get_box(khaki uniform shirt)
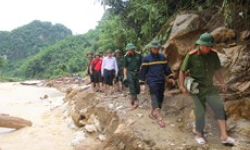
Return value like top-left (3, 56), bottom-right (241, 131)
top-left (124, 53), bottom-right (142, 72)
top-left (181, 49), bottom-right (221, 88)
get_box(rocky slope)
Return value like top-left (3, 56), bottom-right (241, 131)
top-left (46, 77), bottom-right (250, 150)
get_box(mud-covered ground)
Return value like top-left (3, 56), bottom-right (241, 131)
top-left (0, 79), bottom-right (249, 150)
top-left (48, 78), bottom-right (250, 150)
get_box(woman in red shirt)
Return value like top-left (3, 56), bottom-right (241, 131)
top-left (90, 54), bottom-right (103, 92)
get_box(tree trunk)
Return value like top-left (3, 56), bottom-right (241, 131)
top-left (0, 114), bottom-right (32, 129)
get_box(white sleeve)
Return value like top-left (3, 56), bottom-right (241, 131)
top-left (101, 57), bottom-right (105, 76)
top-left (114, 57), bottom-right (118, 75)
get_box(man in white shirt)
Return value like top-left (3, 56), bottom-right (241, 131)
top-left (101, 49), bottom-right (118, 95)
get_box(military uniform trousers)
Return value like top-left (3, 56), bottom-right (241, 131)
top-left (127, 71), bottom-right (140, 100)
top-left (191, 87), bottom-right (226, 134)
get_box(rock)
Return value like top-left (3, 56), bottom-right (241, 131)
top-left (164, 14), bottom-right (201, 69)
top-left (225, 98), bottom-right (250, 120)
top-left (115, 105), bottom-right (124, 110)
top-left (218, 45), bottom-right (250, 92)
top-left (240, 30), bottom-right (250, 41)
top-left (227, 119), bottom-right (250, 143)
top-left (99, 134), bottom-right (107, 141)
top-left (40, 94), bottom-right (48, 100)
top-left (0, 115), bottom-right (32, 129)
top-left (228, 43), bottom-right (237, 47)
top-left (177, 118), bottom-right (182, 122)
top-left (108, 104), bottom-right (115, 110)
top-left (102, 123), bottom-right (151, 150)
top-left (71, 130), bottom-right (87, 146)
top-left (137, 113), bottom-right (143, 118)
top-left (86, 114), bottom-right (102, 132)
top-left (85, 124), bottom-right (98, 133)
top-left (211, 27), bottom-right (236, 43)
top-left (169, 14), bottom-right (200, 41)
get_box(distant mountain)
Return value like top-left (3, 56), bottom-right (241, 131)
top-left (18, 29), bottom-right (99, 79)
top-left (0, 20), bottom-right (72, 61)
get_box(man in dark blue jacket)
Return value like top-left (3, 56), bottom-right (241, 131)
top-left (139, 42), bottom-right (175, 128)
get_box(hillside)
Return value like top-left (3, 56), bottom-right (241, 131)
top-left (0, 20), bottom-right (72, 77)
top-left (19, 29), bottom-right (99, 79)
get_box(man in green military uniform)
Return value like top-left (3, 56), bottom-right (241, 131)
top-left (123, 43), bottom-right (142, 109)
top-left (179, 33), bottom-right (237, 145)
top-left (114, 49), bottom-right (124, 92)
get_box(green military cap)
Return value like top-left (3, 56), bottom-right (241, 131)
top-left (125, 43), bottom-right (136, 51)
top-left (196, 33), bottom-right (216, 46)
top-left (150, 41), bottom-right (163, 49)
top-left (87, 52), bottom-right (93, 56)
top-left (106, 49), bottom-right (113, 53)
top-left (115, 49), bottom-right (121, 53)
top-left (94, 53), bottom-right (100, 57)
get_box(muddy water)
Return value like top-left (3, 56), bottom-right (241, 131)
top-left (0, 82), bottom-right (74, 150)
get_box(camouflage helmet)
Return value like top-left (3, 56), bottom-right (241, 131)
top-left (150, 41), bottom-right (163, 49)
top-left (196, 33), bottom-right (216, 46)
top-left (115, 49), bottom-right (121, 53)
top-left (125, 43), bottom-right (136, 51)
top-left (106, 49), bottom-right (113, 53)
top-left (86, 52), bottom-right (93, 56)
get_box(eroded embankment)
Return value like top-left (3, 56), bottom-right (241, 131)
top-left (48, 78), bottom-right (250, 150)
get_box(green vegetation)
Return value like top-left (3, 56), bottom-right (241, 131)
top-left (0, 20), bottom-right (72, 79)
top-left (0, 0), bottom-right (249, 80)
top-left (19, 30), bottom-right (99, 79)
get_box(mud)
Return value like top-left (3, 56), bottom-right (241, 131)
top-left (50, 78), bottom-right (249, 150)
top-left (0, 82), bottom-right (75, 150)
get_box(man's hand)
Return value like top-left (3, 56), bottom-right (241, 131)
top-left (167, 78), bottom-right (176, 86)
top-left (180, 86), bottom-right (188, 95)
top-left (139, 80), bottom-right (145, 85)
top-left (220, 83), bottom-right (228, 93)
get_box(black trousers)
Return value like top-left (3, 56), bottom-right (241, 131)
top-left (103, 69), bottom-right (115, 85)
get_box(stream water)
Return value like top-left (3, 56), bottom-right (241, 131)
top-left (0, 82), bottom-right (74, 150)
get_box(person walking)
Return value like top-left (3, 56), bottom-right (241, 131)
top-left (90, 54), bottom-right (102, 92)
top-left (179, 33), bottom-right (237, 145)
top-left (123, 43), bottom-right (142, 109)
top-left (114, 49), bottom-right (124, 93)
top-left (139, 42), bottom-right (175, 128)
top-left (86, 53), bottom-right (94, 87)
top-left (101, 49), bottom-right (118, 95)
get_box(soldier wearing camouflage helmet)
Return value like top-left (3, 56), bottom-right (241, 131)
top-left (179, 33), bottom-right (237, 145)
top-left (123, 43), bottom-right (142, 109)
top-left (114, 49), bottom-right (124, 92)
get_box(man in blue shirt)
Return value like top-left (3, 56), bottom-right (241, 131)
top-left (139, 42), bottom-right (175, 128)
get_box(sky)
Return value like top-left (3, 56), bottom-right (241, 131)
top-left (0, 0), bottom-right (104, 34)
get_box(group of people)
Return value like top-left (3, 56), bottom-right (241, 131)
top-left (86, 49), bottom-right (124, 96)
top-left (85, 33), bottom-right (237, 146)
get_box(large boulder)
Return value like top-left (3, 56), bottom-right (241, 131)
top-left (240, 30), bottom-right (250, 41)
top-left (217, 45), bottom-right (250, 93)
top-left (226, 98), bottom-right (250, 144)
top-left (164, 14), bottom-right (201, 71)
top-left (211, 27), bottom-right (236, 43)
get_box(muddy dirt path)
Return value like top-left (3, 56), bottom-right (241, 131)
top-left (0, 82), bottom-right (74, 150)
